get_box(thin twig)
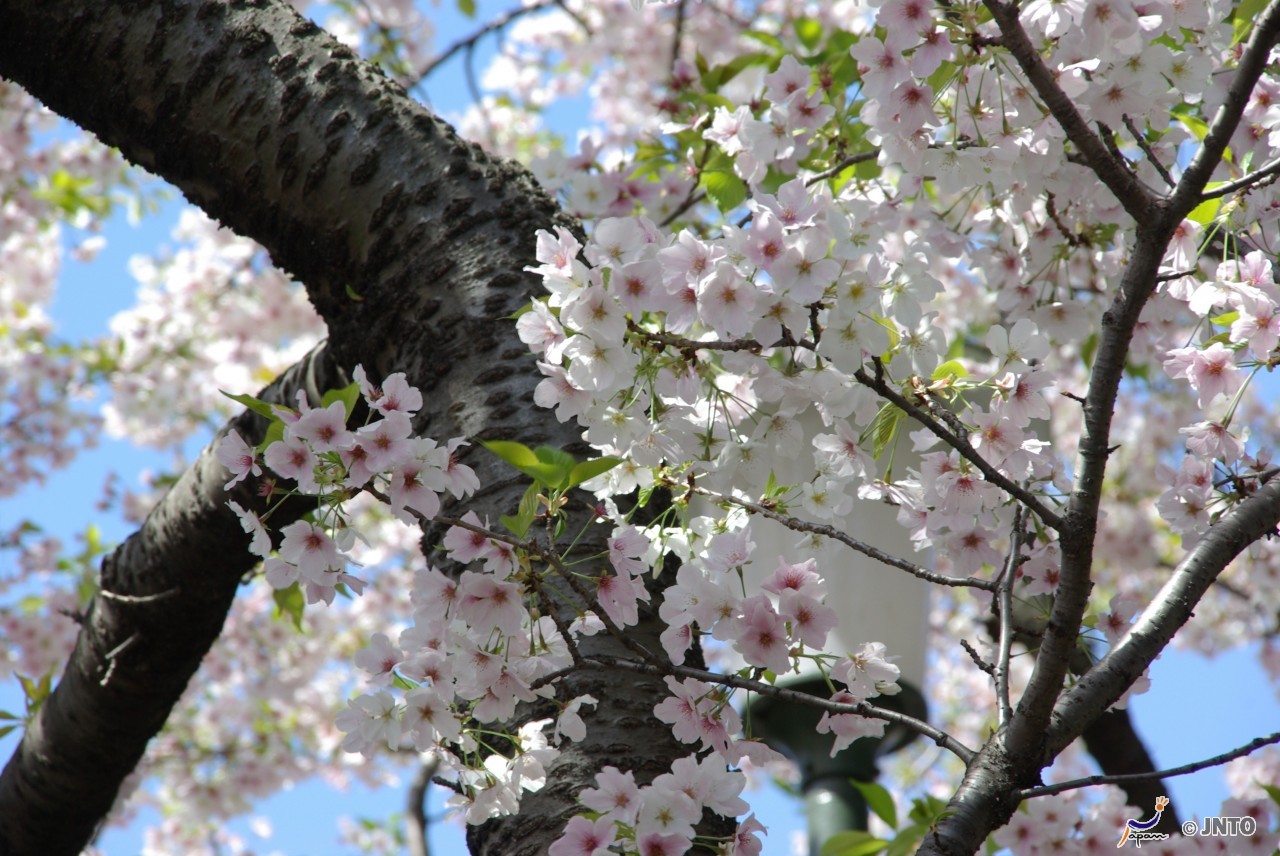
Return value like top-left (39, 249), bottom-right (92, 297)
top-left (669, 0), bottom-right (688, 76)
top-left (694, 487), bottom-right (995, 590)
top-left (807, 150), bottom-right (881, 184)
top-left (960, 639), bottom-right (995, 676)
top-left (416, 0), bottom-right (560, 82)
top-left (98, 587), bottom-right (179, 604)
top-left (852, 362), bottom-right (1064, 530)
top-left (1199, 156), bottom-right (1280, 200)
top-left (1021, 731), bottom-right (1280, 799)
top-left (994, 505), bottom-right (1027, 726)
top-left (1123, 115), bottom-right (1175, 188)
top-left (584, 653), bottom-right (976, 763)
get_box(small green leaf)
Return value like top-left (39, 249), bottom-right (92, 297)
top-left (500, 483), bottom-right (541, 537)
top-left (457, 0), bottom-right (476, 16)
top-left (636, 483), bottom-right (656, 508)
top-left (794, 17), bottom-right (824, 51)
top-left (820, 830), bottom-right (889, 856)
top-left (1261, 783), bottom-right (1280, 808)
top-left (480, 439), bottom-right (565, 485)
top-left (272, 582), bottom-right (306, 631)
top-left (701, 170), bottom-right (748, 212)
top-left (851, 779), bottom-right (898, 829)
top-left (1187, 193), bottom-right (1222, 226)
top-left (567, 457), bottom-right (622, 489)
top-left (392, 673), bottom-right (419, 691)
top-left (0, 710), bottom-right (19, 721)
top-left (220, 390), bottom-right (279, 421)
top-left (931, 359), bottom-right (968, 381)
top-left (1209, 310), bottom-right (1239, 327)
top-left (321, 380), bottom-right (361, 420)
top-left (344, 283), bottom-right (364, 302)
top-left (0, 725), bottom-right (18, 741)
top-left (862, 402), bottom-right (905, 460)
top-left (260, 419), bottom-right (287, 453)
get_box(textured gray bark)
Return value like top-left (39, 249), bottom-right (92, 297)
top-left (0, 0), bottom-right (687, 853)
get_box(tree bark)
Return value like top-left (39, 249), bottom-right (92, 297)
top-left (0, 1), bottom-right (687, 852)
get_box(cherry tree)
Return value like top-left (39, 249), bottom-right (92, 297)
top-left (2, 0), bottom-right (1280, 854)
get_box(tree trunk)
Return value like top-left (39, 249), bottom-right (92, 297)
top-left (0, 1), bottom-right (686, 852)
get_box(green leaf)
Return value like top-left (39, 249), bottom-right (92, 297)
top-left (0, 725), bottom-right (17, 741)
top-left (1209, 310), bottom-right (1239, 327)
top-left (862, 402), bottom-right (905, 460)
top-left (392, 673), bottom-right (419, 691)
top-left (566, 457), bottom-right (623, 489)
top-left (1261, 783), bottom-right (1280, 808)
top-left (1187, 193), bottom-right (1222, 226)
top-left (1234, 0), bottom-right (1269, 43)
top-left (742, 30), bottom-right (784, 51)
top-left (457, 0), bottom-right (476, 16)
top-left (500, 482), bottom-right (541, 538)
top-left (701, 170), bottom-right (748, 212)
top-left (272, 582), bottom-right (306, 631)
top-left (851, 780), bottom-right (898, 829)
top-left (260, 419), bottom-right (287, 453)
top-left (820, 830), bottom-right (889, 856)
top-left (220, 390), bottom-right (279, 421)
top-left (1177, 109), bottom-right (1210, 142)
top-left (344, 283), bottom-right (365, 302)
top-left (931, 359), bottom-right (968, 381)
top-left (636, 483), bottom-right (655, 508)
top-left (480, 439), bottom-right (567, 486)
top-left (321, 380), bottom-right (361, 420)
top-left (0, 710), bottom-right (19, 721)
top-left (794, 17), bottom-right (824, 51)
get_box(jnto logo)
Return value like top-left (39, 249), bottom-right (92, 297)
top-left (1117, 795), bottom-right (1171, 848)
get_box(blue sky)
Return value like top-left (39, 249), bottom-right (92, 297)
top-left (2, 3), bottom-right (1279, 854)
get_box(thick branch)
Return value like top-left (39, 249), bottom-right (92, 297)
top-left (981, 0), bottom-right (1157, 222)
top-left (1047, 477), bottom-right (1280, 758)
top-left (1169, 0), bottom-right (1280, 217)
top-left (0, 345), bottom-right (344, 853)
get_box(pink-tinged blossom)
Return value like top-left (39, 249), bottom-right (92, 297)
top-left (385, 458), bottom-right (442, 523)
top-left (608, 524), bottom-right (650, 576)
top-left (764, 55), bottom-right (811, 105)
top-left (832, 642), bottom-right (901, 700)
top-left (728, 814), bottom-right (767, 856)
top-left (516, 299), bottom-right (568, 362)
top-left (849, 37), bottom-right (907, 99)
top-left (353, 411), bottom-right (413, 473)
top-left (761, 557), bottom-right (823, 598)
top-left (440, 437), bottom-right (481, 499)
top-left (549, 815), bottom-right (617, 856)
top-left (637, 832), bottom-right (692, 856)
top-left (704, 105), bottom-right (752, 156)
top-left (528, 225), bottom-right (583, 283)
top-left (263, 556), bottom-right (299, 590)
top-left (354, 632), bottom-right (402, 687)
top-left (554, 695), bottom-right (597, 744)
top-left (412, 566), bottom-right (460, 619)
top-left (663, 753), bottom-right (750, 817)
top-left (816, 691), bottom-right (887, 755)
top-left (535, 362), bottom-right (593, 423)
top-left (216, 430), bottom-right (261, 490)
top-left (696, 263), bottom-right (758, 339)
top-left (443, 511), bottom-right (497, 563)
top-left (291, 399), bottom-right (353, 452)
top-left (1162, 343), bottom-right (1244, 408)
top-left (659, 228), bottom-right (724, 289)
top-left (263, 433), bottom-right (320, 493)
top-left (779, 590), bottom-right (838, 650)
top-left (366, 370), bottom-right (423, 416)
top-left (992, 369), bottom-right (1053, 426)
top-left (1179, 420), bottom-right (1246, 463)
top-left (335, 690), bottom-right (401, 757)
top-left (278, 520), bottom-right (344, 585)
top-left (635, 783), bottom-right (701, 841)
top-left (581, 766), bottom-right (641, 824)
top-left (734, 594), bottom-right (791, 674)
top-left (703, 528), bottom-right (755, 573)
top-left (456, 570), bottom-right (525, 637)
top-left (402, 685), bottom-right (462, 746)
top-left (596, 567), bottom-right (650, 629)
top-left (227, 500), bottom-right (271, 557)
